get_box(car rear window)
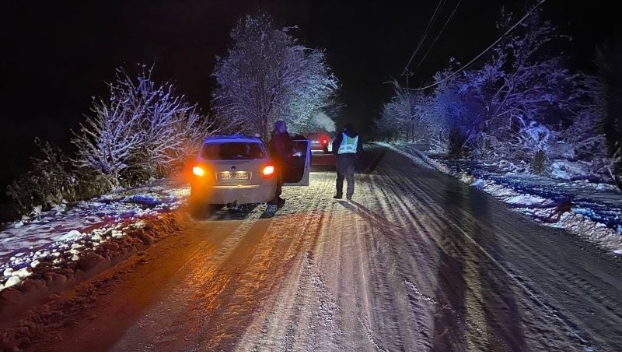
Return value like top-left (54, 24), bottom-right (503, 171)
top-left (201, 142), bottom-right (266, 160)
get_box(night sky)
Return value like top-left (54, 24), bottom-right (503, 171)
top-left (1, 0), bottom-right (619, 190)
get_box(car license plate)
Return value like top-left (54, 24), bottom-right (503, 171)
top-left (218, 172), bottom-right (249, 180)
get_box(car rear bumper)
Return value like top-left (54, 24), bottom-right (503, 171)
top-left (310, 144), bottom-right (331, 153)
top-left (191, 183), bottom-right (277, 205)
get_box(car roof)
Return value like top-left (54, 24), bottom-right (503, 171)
top-left (202, 135), bottom-right (264, 144)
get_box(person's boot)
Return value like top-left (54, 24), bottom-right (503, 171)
top-left (277, 197), bottom-right (286, 208)
top-left (266, 204), bottom-right (277, 213)
top-left (333, 194), bottom-right (342, 199)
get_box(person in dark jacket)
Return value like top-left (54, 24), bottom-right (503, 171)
top-left (268, 120), bottom-right (294, 208)
top-left (332, 123), bottom-right (363, 200)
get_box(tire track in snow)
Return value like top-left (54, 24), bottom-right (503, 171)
top-left (362, 151), bottom-right (489, 351)
top-left (32, 145), bottom-right (622, 352)
top-left (377, 160), bottom-right (505, 350)
top-left (233, 171), bottom-right (343, 352)
top-left (348, 181), bottom-right (405, 352)
top-left (375, 147), bottom-right (608, 351)
top-left (110, 209), bottom-right (273, 352)
top-left (321, 147), bottom-right (582, 351)
top-left (353, 173), bottom-right (437, 351)
top-left (120, 145), bottom-right (620, 352)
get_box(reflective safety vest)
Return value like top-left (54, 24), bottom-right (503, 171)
top-left (338, 133), bottom-right (358, 154)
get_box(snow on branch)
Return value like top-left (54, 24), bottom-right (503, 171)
top-left (72, 64), bottom-right (216, 187)
top-left (71, 94), bottom-right (143, 188)
top-left (212, 13), bottom-right (338, 139)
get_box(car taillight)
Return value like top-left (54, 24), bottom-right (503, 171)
top-left (262, 164), bottom-right (275, 178)
top-left (193, 165), bottom-right (207, 177)
top-left (321, 138), bottom-right (328, 145)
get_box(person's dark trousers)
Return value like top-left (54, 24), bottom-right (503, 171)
top-left (336, 153), bottom-right (356, 199)
top-left (268, 169), bottom-right (283, 205)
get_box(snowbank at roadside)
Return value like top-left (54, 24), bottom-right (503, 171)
top-left (0, 181), bottom-right (189, 294)
top-left (379, 142), bottom-right (622, 256)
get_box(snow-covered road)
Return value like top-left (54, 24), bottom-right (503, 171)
top-left (2, 145), bottom-right (622, 352)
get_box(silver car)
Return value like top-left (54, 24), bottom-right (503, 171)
top-left (189, 135), bottom-right (310, 215)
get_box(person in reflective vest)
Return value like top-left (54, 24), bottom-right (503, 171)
top-left (332, 123), bottom-right (363, 200)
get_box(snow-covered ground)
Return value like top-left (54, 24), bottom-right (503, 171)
top-left (0, 182), bottom-right (190, 292)
top-left (1, 143), bottom-right (621, 294)
top-left (381, 142), bottom-right (622, 256)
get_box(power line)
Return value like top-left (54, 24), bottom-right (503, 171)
top-left (412, 0), bottom-right (463, 74)
top-left (400, 0), bottom-right (447, 78)
top-left (402, 0), bottom-right (447, 77)
top-left (413, 0), bottom-right (546, 91)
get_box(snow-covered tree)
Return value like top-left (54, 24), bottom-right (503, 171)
top-left (287, 48), bottom-right (339, 133)
top-left (115, 67), bottom-right (214, 178)
top-left (429, 68), bottom-right (483, 156)
top-left (407, 8), bottom-right (584, 169)
top-left (377, 6), bottom-right (615, 182)
top-left (548, 74), bottom-right (617, 181)
top-left (212, 13), bottom-right (338, 140)
top-left (72, 92), bottom-right (143, 188)
top-left (460, 10), bottom-right (580, 160)
top-left (377, 82), bottom-right (412, 141)
top-left (377, 81), bottom-right (437, 144)
top-left (72, 65), bottom-right (215, 187)
top-left (595, 39), bottom-right (622, 187)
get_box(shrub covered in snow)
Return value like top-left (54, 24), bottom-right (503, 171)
top-left (5, 64), bottom-right (219, 224)
top-left (6, 138), bottom-right (80, 215)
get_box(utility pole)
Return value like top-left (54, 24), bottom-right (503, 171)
top-left (403, 69), bottom-right (413, 90)
top-left (403, 69), bottom-right (414, 142)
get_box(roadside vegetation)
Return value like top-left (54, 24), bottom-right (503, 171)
top-left (3, 13), bottom-right (339, 224)
top-left (376, 8), bottom-right (622, 187)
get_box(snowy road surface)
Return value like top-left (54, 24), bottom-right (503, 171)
top-left (6, 145), bottom-right (622, 352)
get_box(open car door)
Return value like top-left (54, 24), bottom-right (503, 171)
top-left (283, 137), bottom-right (311, 186)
